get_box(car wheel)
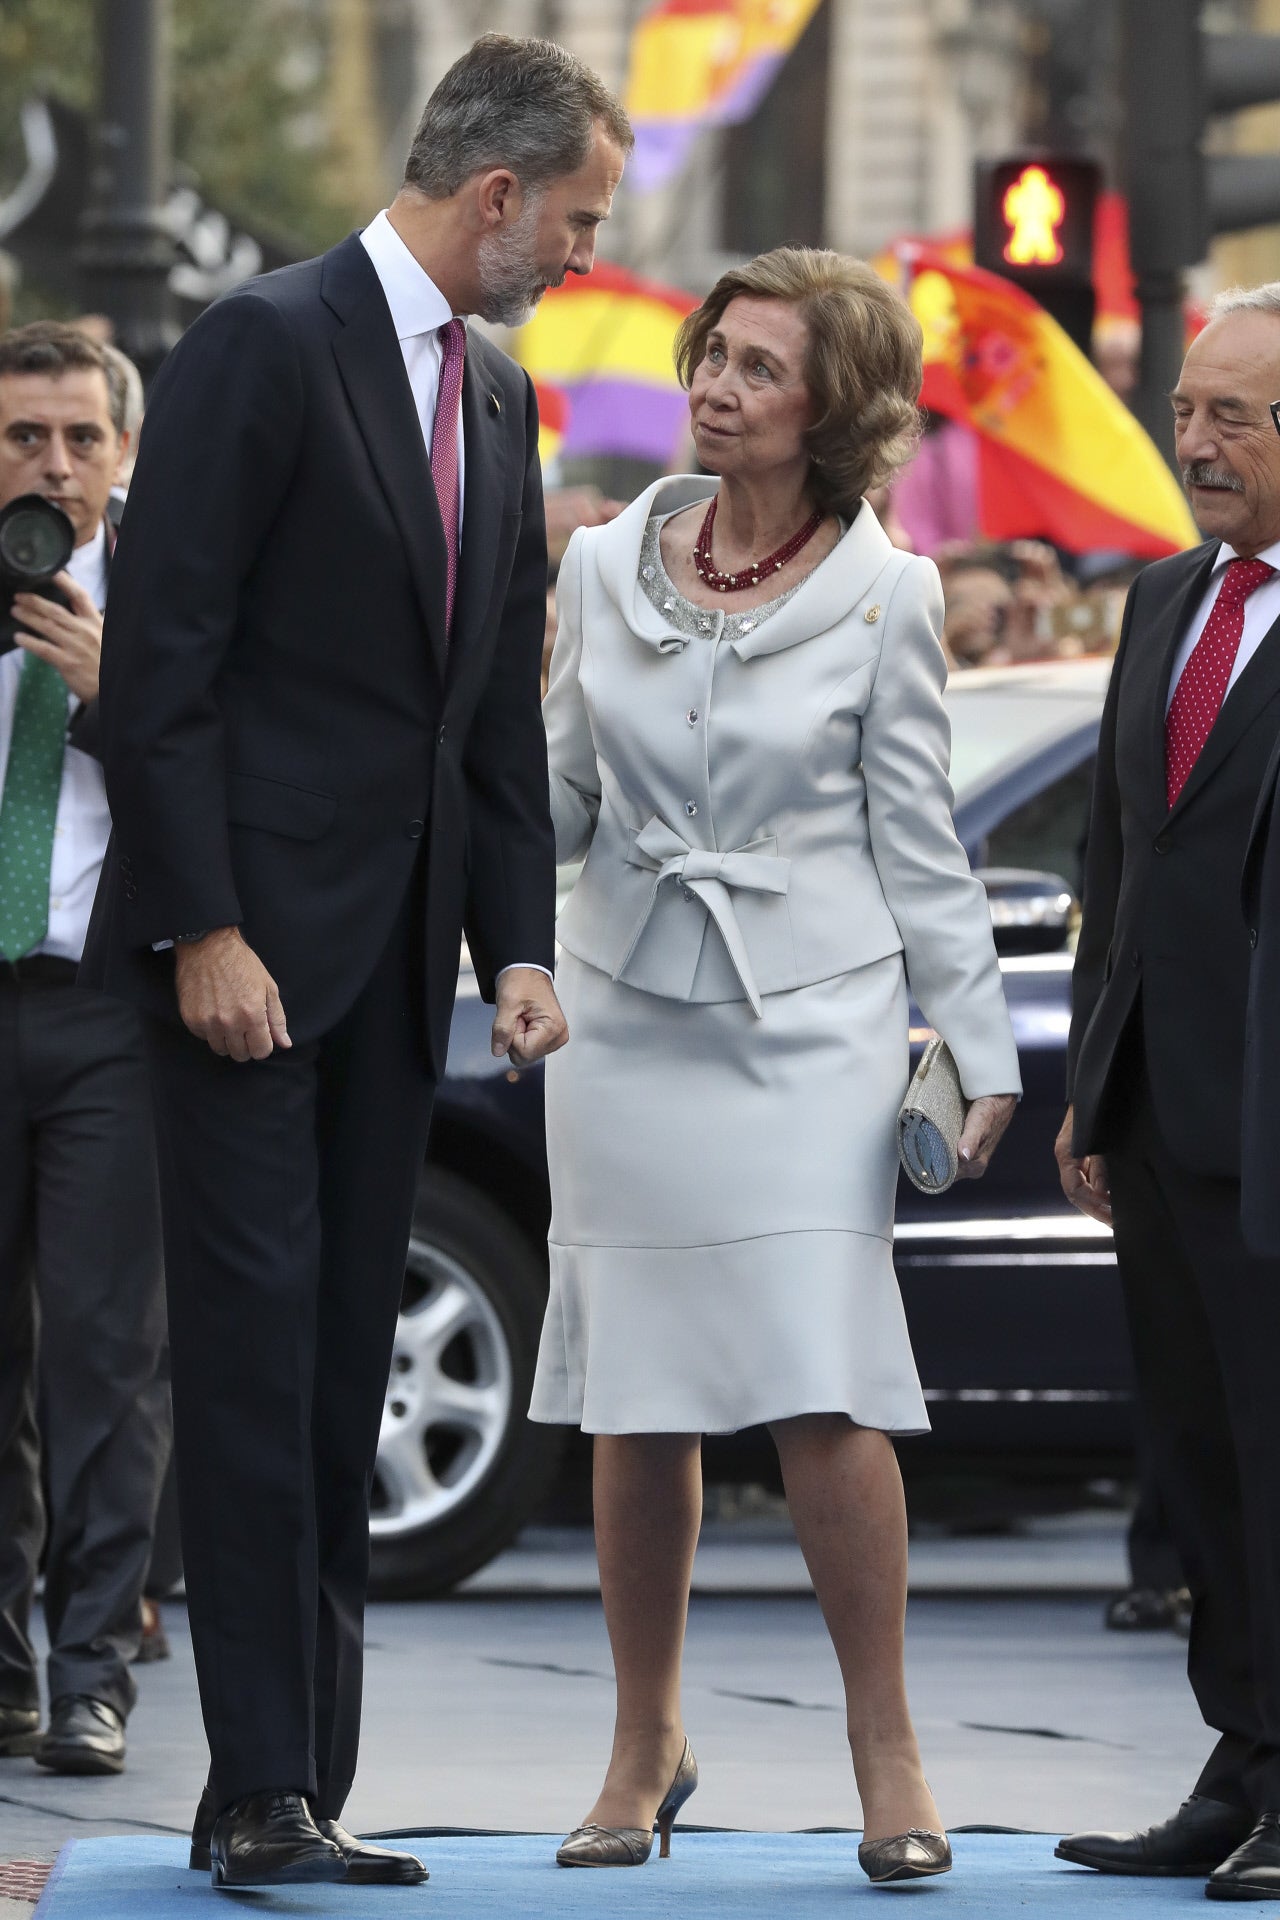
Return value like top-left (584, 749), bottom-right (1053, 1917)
top-left (368, 1165), bottom-right (564, 1598)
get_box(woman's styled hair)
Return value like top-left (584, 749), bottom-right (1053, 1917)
top-left (674, 248), bottom-right (923, 518)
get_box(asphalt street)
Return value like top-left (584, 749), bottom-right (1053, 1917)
top-left (0, 1510), bottom-right (1212, 1911)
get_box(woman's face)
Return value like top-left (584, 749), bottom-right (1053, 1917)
top-left (689, 295), bottom-right (816, 488)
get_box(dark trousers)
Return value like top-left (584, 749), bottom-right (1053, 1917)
top-left (0, 977), bottom-right (169, 1719)
top-left (1109, 1059), bottom-right (1280, 1812)
top-left (1127, 1432), bottom-right (1183, 1594)
top-left (142, 879), bottom-right (437, 1814)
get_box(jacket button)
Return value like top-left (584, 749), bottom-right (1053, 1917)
top-left (686, 708), bottom-right (699, 726)
top-left (124, 882), bottom-right (138, 901)
top-left (1154, 834), bottom-right (1170, 854)
top-left (1251, 927), bottom-right (1259, 949)
top-left (1131, 951), bottom-right (1141, 971)
top-left (407, 819), bottom-right (424, 840)
top-left (685, 800), bottom-right (698, 817)
top-left (437, 724), bottom-right (447, 746)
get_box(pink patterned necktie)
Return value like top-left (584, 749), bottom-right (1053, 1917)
top-left (1165, 556), bottom-right (1275, 808)
top-left (430, 318), bottom-right (466, 637)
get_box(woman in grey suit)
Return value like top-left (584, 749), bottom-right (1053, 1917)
top-left (530, 248), bottom-right (1021, 1885)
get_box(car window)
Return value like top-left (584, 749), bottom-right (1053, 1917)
top-left (945, 689), bottom-right (1104, 799)
top-left (979, 756), bottom-right (1095, 900)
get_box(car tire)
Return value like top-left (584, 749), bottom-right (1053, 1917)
top-left (368, 1165), bottom-right (564, 1599)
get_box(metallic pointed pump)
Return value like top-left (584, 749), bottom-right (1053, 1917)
top-left (556, 1740), bottom-right (699, 1868)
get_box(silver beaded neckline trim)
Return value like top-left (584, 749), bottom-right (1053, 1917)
top-left (639, 511), bottom-right (802, 641)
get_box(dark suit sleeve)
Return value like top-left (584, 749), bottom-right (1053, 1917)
top-left (460, 372), bottom-right (556, 997)
top-left (1065, 580), bottom-right (1138, 1102)
top-left (97, 292), bottom-right (304, 947)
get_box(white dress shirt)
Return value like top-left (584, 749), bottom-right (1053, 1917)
top-left (1167, 535), bottom-right (1280, 710)
top-left (0, 522), bottom-right (110, 963)
top-left (360, 210), bottom-right (464, 546)
top-left (360, 210), bottom-right (548, 988)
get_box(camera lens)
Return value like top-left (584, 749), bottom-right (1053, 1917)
top-left (0, 497), bottom-right (74, 581)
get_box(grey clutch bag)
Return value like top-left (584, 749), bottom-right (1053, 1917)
top-left (897, 1037), bottom-right (968, 1194)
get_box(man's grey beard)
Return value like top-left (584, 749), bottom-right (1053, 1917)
top-left (475, 191), bottom-right (557, 328)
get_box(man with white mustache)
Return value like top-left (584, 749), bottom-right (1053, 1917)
top-left (1054, 286), bottom-right (1280, 1901)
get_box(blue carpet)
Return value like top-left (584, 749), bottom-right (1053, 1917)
top-left (32, 1830), bottom-right (1277, 1914)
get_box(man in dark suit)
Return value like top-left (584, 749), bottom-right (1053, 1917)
top-left (81, 36), bottom-right (631, 1889)
top-left (1054, 285), bottom-right (1280, 1901)
top-left (0, 323), bottom-right (169, 1779)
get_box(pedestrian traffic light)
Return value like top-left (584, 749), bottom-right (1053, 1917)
top-left (1122, 0), bottom-right (1280, 465)
top-left (1124, 0), bottom-right (1280, 276)
top-left (974, 155), bottom-right (1101, 354)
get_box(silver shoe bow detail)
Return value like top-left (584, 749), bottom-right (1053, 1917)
top-left (616, 816), bottom-right (791, 1017)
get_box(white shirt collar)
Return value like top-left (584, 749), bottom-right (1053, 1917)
top-left (1214, 534), bottom-right (1280, 574)
top-left (359, 209), bottom-right (456, 343)
top-left (66, 520), bottom-right (108, 609)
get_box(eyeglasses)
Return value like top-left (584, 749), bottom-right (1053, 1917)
top-left (1270, 400), bottom-right (1280, 436)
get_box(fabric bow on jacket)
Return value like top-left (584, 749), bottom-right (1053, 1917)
top-left (618, 816), bottom-right (791, 1017)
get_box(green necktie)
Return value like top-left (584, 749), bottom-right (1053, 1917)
top-left (0, 653), bottom-right (68, 960)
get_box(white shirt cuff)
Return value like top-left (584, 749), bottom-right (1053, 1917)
top-left (496, 963), bottom-right (554, 982)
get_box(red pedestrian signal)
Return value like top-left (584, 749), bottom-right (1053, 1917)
top-left (1002, 164), bottom-right (1067, 266)
top-left (974, 153), bottom-right (1102, 352)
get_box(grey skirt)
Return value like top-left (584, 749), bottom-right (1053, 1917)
top-left (528, 949), bottom-right (929, 1437)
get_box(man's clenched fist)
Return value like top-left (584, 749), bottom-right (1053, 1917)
top-left (175, 926), bottom-right (291, 1062)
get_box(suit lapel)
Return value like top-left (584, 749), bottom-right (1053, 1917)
top-left (450, 349), bottom-right (506, 669)
top-left (1135, 543), bottom-right (1217, 816)
top-left (325, 240), bottom-right (450, 677)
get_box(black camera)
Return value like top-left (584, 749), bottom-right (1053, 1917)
top-left (0, 493), bottom-right (75, 657)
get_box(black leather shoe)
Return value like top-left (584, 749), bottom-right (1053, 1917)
top-left (189, 1786), bottom-right (215, 1872)
top-left (210, 1791), bottom-right (345, 1888)
top-left (316, 1818), bottom-right (428, 1885)
top-left (1055, 1795), bottom-right (1256, 1876)
top-left (0, 1704), bottom-right (40, 1758)
top-left (34, 1697), bottom-right (125, 1776)
top-left (1208, 1814), bottom-right (1280, 1900)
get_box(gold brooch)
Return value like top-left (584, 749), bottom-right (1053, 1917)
top-left (864, 604), bottom-right (881, 624)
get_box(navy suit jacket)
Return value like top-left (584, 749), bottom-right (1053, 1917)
top-left (80, 233), bottom-right (556, 1076)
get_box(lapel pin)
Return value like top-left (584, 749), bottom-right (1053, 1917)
top-left (864, 604), bottom-right (881, 623)
top-left (487, 392), bottom-right (501, 417)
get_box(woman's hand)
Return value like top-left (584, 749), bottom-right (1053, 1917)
top-left (956, 1093), bottom-right (1018, 1179)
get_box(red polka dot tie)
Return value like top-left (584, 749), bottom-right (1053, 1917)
top-left (1165, 556), bottom-right (1275, 809)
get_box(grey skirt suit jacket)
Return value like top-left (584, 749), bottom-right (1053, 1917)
top-left (528, 475), bottom-right (1020, 1436)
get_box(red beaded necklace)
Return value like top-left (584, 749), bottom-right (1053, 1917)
top-left (692, 493), bottom-right (825, 593)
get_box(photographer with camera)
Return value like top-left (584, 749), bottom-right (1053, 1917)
top-left (0, 322), bottom-right (168, 1776)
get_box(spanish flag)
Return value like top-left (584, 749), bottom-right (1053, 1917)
top-left (902, 247), bottom-right (1198, 558)
top-left (516, 262), bottom-right (698, 465)
top-left (625, 0), bottom-right (823, 190)
top-left (532, 380), bottom-right (570, 468)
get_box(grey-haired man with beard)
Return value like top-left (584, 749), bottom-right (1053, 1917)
top-left (1054, 287), bottom-right (1280, 1901)
top-left (81, 35), bottom-right (630, 1889)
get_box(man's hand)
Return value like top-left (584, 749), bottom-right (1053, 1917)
top-left (491, 967), bottom-right (568, 1066)
top-left (956, 1092), bottom-right (1018, 1179)
top-left (12, 574), bottom-right (104, 704)
top-left (174, 926), bottom-right (292, 1063)
top-left (1055, 1105), bottom-right (1112, 1224)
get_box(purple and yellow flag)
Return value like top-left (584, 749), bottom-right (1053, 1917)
top-left (516, 263), bottom-right (698, 465)
top-left (625, 0), bottom-right (823, 190)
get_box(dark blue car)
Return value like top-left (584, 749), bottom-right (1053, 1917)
top-left (370, 659), bottom-right (1123, 1596)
